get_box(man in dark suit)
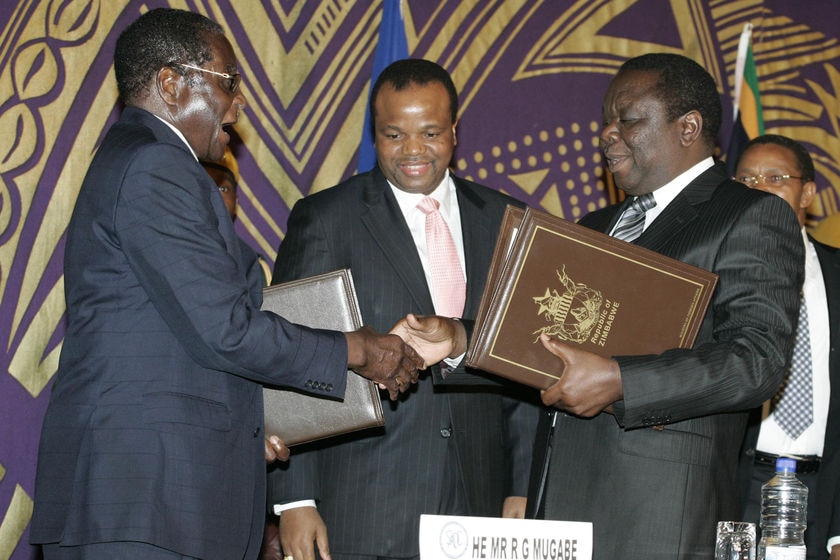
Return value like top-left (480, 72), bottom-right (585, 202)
top-left (268, 59), bottom-right (538, 560)
top-left (399, 53), bottom-right (804, 559)
top-left (30, 9), bottom-right (421, 560)
top-left (734, 134), bottom-right (840, 560)
top-left (531, 53), bottom-right (804, 559)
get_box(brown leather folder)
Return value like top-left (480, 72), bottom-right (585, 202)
top-left (466, 206), bottom-right (718, 390)
top-left (261, 269), bottom-right (384, 445)
top-left (473, 205), bottom-right (525, 335)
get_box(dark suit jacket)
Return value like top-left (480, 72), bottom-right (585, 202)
top-left (738, 237), bottom-right (840, 559)
top-left (30, 107), bottom-right (349, 560)
top-left (267, 168), bottom-right (539, 557)
top-left (532, 164), bottom-right (804, 560)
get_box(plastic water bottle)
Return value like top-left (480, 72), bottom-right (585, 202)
top-left (757, 457), bottom-right (808, 560)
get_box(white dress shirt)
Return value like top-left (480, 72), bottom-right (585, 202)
top-left (609, 157), bottom-right (715, 236)
top-left (756, 229), bottom-right (830, 456)
top-left (390, 171), bottom-right (466, 301)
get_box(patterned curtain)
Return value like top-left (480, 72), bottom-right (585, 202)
top-left (2, 1), bottom-right (839, 558)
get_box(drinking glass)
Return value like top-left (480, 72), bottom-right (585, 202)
top-left (715, 521), bottom-right (756, 560)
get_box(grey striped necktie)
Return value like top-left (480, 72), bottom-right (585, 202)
top-left (612, 193), bottom-right (656, 242)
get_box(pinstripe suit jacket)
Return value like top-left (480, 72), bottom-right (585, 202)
top-left (30, 107), bottom-right (349, 560)
top-left (738, 237), bottom-right (840, 559)
top-left (268, 168), bottom-right (538, 557)
top-left (535, 164), bottom-right (804, 560)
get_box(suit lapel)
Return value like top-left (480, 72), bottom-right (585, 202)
top-left (127, 107), bottom-right (242, 262)
top-left (635, 163), bottom-right (725, 252)
top-left (635, 195), bottom-right (697, 252)
top-left (454, 178), bottom-right (493, 317)
top-left (811, 239), bottom-right (840, 454)
top-left (814, 240), bottom-right (840, 358)
top-left (359, 170), bottom-right (435, 312)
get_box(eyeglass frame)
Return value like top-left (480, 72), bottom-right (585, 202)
top-left (174, 62), bottom-right (241, 94)
top-left (732, 174), bottom-right (804, 187)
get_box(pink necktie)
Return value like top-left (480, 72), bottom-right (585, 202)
top-left (417, 196), bottom-right (466, 317)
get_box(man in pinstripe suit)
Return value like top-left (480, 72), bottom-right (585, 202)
top-left (530, 54), bottom-right (804, 559)
top-left (399, 53), bottom-right (806, 560)
top-left (268, 59), bottom-right (538, 560)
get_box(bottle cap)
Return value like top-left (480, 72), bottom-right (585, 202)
top-left (775, 457), bottom-right (797, 473)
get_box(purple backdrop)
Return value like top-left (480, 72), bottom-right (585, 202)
top-left (2, 2), bottom-right (840, 558)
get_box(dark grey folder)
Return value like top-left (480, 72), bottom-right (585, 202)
top-left (261, 269), bottom-right (384, 445)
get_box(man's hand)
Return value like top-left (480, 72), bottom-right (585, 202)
top-left (389, 314), bottom-right (467, 368)
top-left (831, 544), bottom-right (840, 560)
top-left (279, 506), bottom-right (330, 560)
top-left (345, 326), bottom-right (423, 400)
top-left (539, 334), bottom-right (622, 416)
top-left (264, 435), bottom-right (290, 463)
top-left (502, 496), bottom-right (527, 519)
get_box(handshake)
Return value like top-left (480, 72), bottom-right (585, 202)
top-left (265, 314), bottom-right (467, 464)
top-left (345, 314), bottom-right (468, 400)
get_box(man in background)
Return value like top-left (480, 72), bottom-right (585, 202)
top-left (202, 147), bottom-right (273, 283)
top-left (30, 9), bottom-right (421, 559)
top-left (734, 134), bottom-right (840, 560)
top-left (202, 146), bottom-right (239, 221)
top-left (269, 58), bottom-right (538, 560)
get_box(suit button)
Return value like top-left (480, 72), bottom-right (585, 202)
top-left (305, 380), bottom-right (312, 388)
top-left (253, 426), bottom-right (261, 437)
top-left (440, 428), bottom-right (452, 438)
top-left (326, 384), bottom-right (333, 392)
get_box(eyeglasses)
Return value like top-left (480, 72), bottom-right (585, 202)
top-left (733, 174), bottom-right (804, 187)
top-left (732, 175), bottom-right (802, 187)
top-left (176, 62), bottom-right (241, 94)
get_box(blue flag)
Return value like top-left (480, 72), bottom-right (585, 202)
top-left (357, 0), bottom-right (409, 173)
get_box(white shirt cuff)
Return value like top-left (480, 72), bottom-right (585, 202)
top-left (827, 536), bottom-right (840, 554)
top-left (273, 499), bottom-right (316, 516)
top-left (443, 352), bottom-right (464, 368)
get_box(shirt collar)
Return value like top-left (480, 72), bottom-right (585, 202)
top-left (153, 115), bottom-right (199, 161)
top-left (650, 156), bottom-right (715, 210)
top-left (389, 170), bottom-right (455, 216)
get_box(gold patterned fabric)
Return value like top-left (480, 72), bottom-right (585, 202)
top-left (3, 2), bottom-right (840, 557)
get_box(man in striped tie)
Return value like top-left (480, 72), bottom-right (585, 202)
top-left (399, 53), bottom-right (805, 560)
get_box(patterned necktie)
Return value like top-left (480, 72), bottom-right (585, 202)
top-left (612, 193), bottom-right (656, 242)
top-left (417, 196), bottom-right (466, 317)
top-left (773, 297), bottom-right (814, 439)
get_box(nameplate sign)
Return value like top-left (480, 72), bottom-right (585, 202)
top-left (419, 514), bottom-right (592, 560)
